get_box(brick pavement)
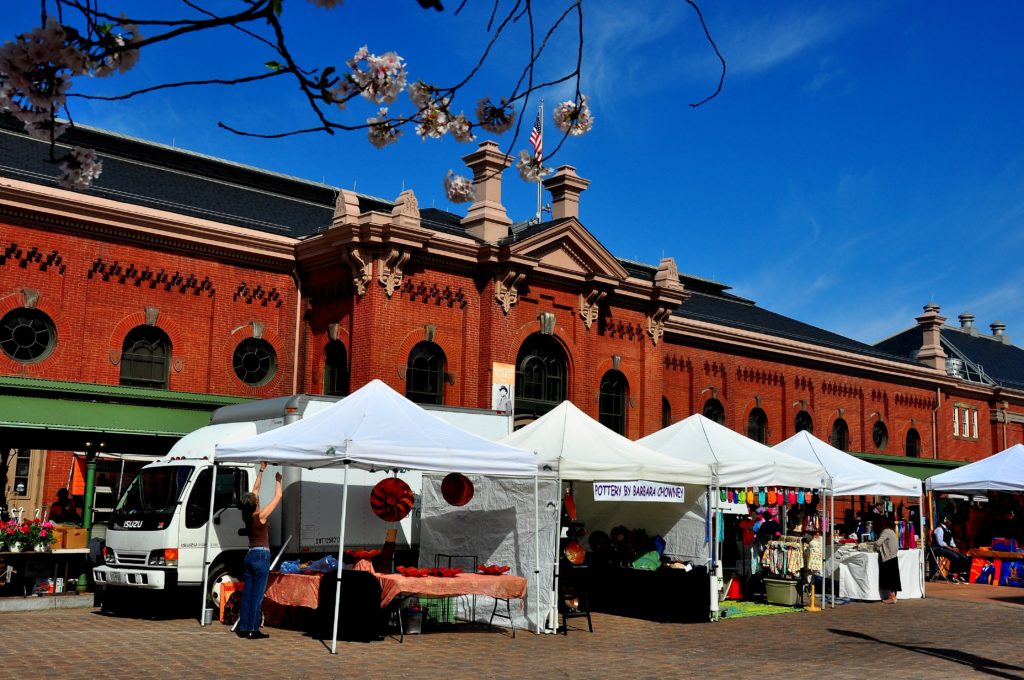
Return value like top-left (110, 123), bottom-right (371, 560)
top-left (2, 597), bottom-right (1023, 679)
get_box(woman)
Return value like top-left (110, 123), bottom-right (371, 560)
top-left (238, 462), bottom-right (282, 639)
top-left (873, 515), bottom-right (901, 604)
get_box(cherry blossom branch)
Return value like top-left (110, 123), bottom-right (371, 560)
top-left (69, 69), bottom-right (288, 101)
top-left (685, 0), bottom-right (725, 108)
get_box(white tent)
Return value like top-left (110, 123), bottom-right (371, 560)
top-left (927, 444), bottom-right (1024, 493)
top-left (211, 379), bottom-right (539, 653)
top-left (775, 430), bottom-right (921, 497)
top-left (638, 414), bottom-right (828, 488)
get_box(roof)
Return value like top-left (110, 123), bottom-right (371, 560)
top-left (0, 113), bottom-right (391, 237)
top-left (875, 325), bottom-right (1024, 390)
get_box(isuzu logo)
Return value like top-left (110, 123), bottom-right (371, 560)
top-left (123, 520), bottom-right (144, 528)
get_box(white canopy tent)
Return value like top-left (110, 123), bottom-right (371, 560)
top-left (492, 401), bottom-right (713, 629)
top-left (210, 379), bottom-right (539, 653)
top-left (639, 414), bottom-right (828, 616)
top-left (927, 444), bottom-right (1024, 493)
top-left (775, 430), bottom-right (925, 602)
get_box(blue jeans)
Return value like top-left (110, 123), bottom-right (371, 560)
top-left (240, 548), bottom-right (270, 632)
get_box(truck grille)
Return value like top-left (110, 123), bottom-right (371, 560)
top-left (115, 551), bottom-right (149, 566)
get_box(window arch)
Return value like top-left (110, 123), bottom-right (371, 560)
top-left (905, 428), bottom-right (921, 457)
top-left (598, 370), bottom-right (629, 435)
top-left (233, 338), bottom-right (276, 386)
top-left (831, 418), bottom-right (850, 451)
top-left (872, 421), bottom-right (889, 451)
top-left (120, 325), bottom-right (171, 389)
top-left (747, 408), bottom-right (768, 444)
top-left (0, 308), bottom-right (56, 363)
top-left (323, 340), bottom-right (349, 397)
top-left (702, 398), bottom-right (725, 425)
top-left (794, 410), bottom-right (813, 434)
top-left (406, 341), bottom-right (446, 405)
top-left (662, 396), bottom-right (672, 429)
top-left (515, 333), bottom-right (568, 420)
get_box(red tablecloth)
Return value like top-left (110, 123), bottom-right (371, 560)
top-left (264, 572), bottom-right (323, 609)
top-left (376, 573), bottom-right (527, 608)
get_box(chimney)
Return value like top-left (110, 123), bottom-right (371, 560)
top-left (990, 320), bottom-right (1011, 345)
top-left (460, 140), bottom-right (512, 242)
top-left (958, 312), bottom-right (978, 336)
top-left (542, 165), bottom-right (590, 220)
top-left (915, 303), bottom-right (947, 371)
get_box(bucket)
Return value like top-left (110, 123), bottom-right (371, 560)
top-left (401, 610), bottom-right (424, 634)
top-left (202, 608), bottom-right (215, 626)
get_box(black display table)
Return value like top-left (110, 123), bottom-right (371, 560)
top-left (587, 563), bottom-right (710, 623)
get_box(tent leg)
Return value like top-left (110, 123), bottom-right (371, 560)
top-left (534, 474), bottom-right (540, 634)
top-left (548, 475), bottom-right (562, 633)
top-left (330, 463), bottom-right (350, 655)
top-left (199, 463), bottom-right (217, 626)
top-left (830, 491), bottom-right (835, 609)
top-left (919, 492), bottom-right (926, 598)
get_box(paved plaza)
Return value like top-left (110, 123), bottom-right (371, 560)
top-left (3, 584), bottom-right (1023, 679)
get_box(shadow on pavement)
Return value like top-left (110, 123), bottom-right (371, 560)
top-left (829, 628), bottom-right (1024, 679)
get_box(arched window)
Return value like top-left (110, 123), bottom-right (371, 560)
top-left (233, 338), bottom-right (277, 386)
top-left (662, 396), bottom-right (672, 429)
top-left (702, 398), bottom-right (725, 425)
top-left (794, 410), bottom-right (813, 434)
top-left (0, 308), bottom-right (56, 363)
top-left (515, 334), bottom-right (568, 420)
top-left (831, 418), bottom-right (850, 451)
top-left (120, 325), bottom-right (171, 389)
top-left (747, 408), bottom-right (768, 444)
top-left (905, 428), bottom-right (921, 458)
top-left (323, 340), bottom-right (349, 397)
top-left (872, 421), bottom-right (889, 451)
top-left (598, 370), bottom-right (628, 435)
top-left (406, 341), bottom-right (445, 405)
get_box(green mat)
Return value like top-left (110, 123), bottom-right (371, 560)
top-left (719, 600), bottom-right (804, 619)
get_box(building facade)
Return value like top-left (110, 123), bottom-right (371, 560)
top-left (2, 115), bottom-right (1023, 518)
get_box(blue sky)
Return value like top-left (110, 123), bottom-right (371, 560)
top-left (9, 1), bottom-right (1024, 346)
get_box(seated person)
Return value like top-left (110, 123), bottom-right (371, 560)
top-left (48, 489), bottom-right (81, 524)
top-left (933, 517), bottom-right (971, 581)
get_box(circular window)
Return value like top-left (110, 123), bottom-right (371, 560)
top-left (232, 338), bottom-right (276, 386)
top-left (0, 308), bottom-right (56, 363)
top-left (872, 421), bottom-right (889, 451)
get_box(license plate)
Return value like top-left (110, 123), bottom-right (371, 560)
top-left (106, 570), bottom-right (125, 584)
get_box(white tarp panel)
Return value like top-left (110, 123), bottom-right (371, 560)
top-left (833, 549), bottom-right (924, 600)
top-left (775, 430), bottom-right (921, 497)
top-left (639, 414), bottom-right (827, 488)
top-left (501, 401), bottom-right (712, 484)
top-left (927, 444), bottom-right (1024, 492)
top-left (418, 474), bottom-right (560, 631)
top-left (215, 380), bottom-right (536, 476)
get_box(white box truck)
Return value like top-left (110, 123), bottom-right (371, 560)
top-left (93, 395), bottom-right (511, 610)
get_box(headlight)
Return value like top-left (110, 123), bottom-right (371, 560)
top-left (148, 548), bottom-right (178, 566)
top-left (103, 547), bottom-right (115, 564)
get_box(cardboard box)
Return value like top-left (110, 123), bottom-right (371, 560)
top-left (61, 528), bottom-right (88, 549)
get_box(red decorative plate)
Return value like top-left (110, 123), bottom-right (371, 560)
top-left (426, 567), bottom-right (463, 578)
top-left (477, 564), bottom-right (512, 575)
top-left (397, 566), bottom-right (430, 577)
top-left (370, 477), bottom-right (415, 522)
top-left (345, 549), bottom-right (382, 560)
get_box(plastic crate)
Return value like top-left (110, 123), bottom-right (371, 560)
top-left (764, 578), bottom-right (799, 606)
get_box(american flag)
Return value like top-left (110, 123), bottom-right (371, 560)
top-left (529, 110), bottom-right (543, 162)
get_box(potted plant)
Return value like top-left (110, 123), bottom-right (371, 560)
top-left (3, 519), bottom-right (27, 552)
top-left (27, 519), bottom-right (57, 552)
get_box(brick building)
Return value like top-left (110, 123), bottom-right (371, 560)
top-left (2, 114), bottom-right (1023, 520)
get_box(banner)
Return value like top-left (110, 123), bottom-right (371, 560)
top-left (491, 362), bottom-right (515, 413)
top-left (593, 481), bottom-right (685, 503)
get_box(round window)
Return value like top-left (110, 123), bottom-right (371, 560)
top-left (0, 308), bottom-right (56, 363)
top-left (872, 421), bottom-right (889, 451)
top-left (232, 338), bottom-right (276, 386)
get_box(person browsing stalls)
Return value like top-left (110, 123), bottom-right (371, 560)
top-left (238, 462), bottom-right (282, 639)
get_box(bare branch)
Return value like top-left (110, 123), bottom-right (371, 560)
top-left (68, 69), bottom-right (289, 101)
top-left (685, 0), bottom-right (726, 108)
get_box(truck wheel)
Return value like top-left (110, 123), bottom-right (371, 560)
top-left (208, 564), bottom-right (242, 609)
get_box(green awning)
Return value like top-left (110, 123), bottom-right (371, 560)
top-left (852, 451), bottom-right (964, 481)
top-left (0, 394), bottom-right (212, 436)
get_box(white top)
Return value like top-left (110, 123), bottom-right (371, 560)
top-left (927, 443), bottom-right (1024, 492)
top-left (933, 524), bottom-right (956, 549)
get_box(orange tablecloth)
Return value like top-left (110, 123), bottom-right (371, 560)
top-left (376, 573), bottom-right (527, 608)
top-left (264, 572), bottom-right (323, 609)
top-left (968, 548), bottom-right (1024, 560)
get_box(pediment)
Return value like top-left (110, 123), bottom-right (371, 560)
top-left (508, 218), bottom-right (628, 283)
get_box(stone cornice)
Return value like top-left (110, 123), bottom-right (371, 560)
top-left (0, 176), bottom-right (297, 270)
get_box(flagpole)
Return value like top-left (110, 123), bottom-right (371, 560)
top-left (536, 99), bottom-right (544, 220)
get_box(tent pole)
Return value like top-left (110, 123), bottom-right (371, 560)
top-left (830, 490), bottom-right (835, 609)
top-left (199, 462), bottom-right (218, 626)
top-left (548, 474), bottom-right (562, 633)
top-left (919, 491), bottom-right (926, 598)
top-left (534, 473), bottom-right (540, 634)
top-left (330, 463), bottom-right (350, 655)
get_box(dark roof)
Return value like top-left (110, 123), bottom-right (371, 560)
top-left (876, 326), bottom-right (1024, 389)
top-left (0, 113), bottom-right (392, 237)
top-left (420, 207), bottom-right (472, 238)
top-left (678, 290), bottom-right (914, 363)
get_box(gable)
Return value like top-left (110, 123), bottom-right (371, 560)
top-left (507, 218), bottom-right (629, 284)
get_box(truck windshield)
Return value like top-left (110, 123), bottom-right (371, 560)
top-left (112, 466), bottom-right (193, 526)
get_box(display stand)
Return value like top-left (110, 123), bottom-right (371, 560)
top-left (557, 562), bottom-right (592, 635)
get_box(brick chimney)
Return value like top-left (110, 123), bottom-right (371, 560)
top-left (915, 303), bottom-right (947, 371)
top-left (990, 320), bottom-right (1011, 345)
top-left (460, 140), bottom-right (512, 242)
top-left (542, 165), bottom-right (590, 220)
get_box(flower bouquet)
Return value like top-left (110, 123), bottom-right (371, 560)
top-left (3, 519), bottom-right (57, 552)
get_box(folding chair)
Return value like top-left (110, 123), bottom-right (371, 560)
top-left (927, 546), bottom-right (952, 583)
